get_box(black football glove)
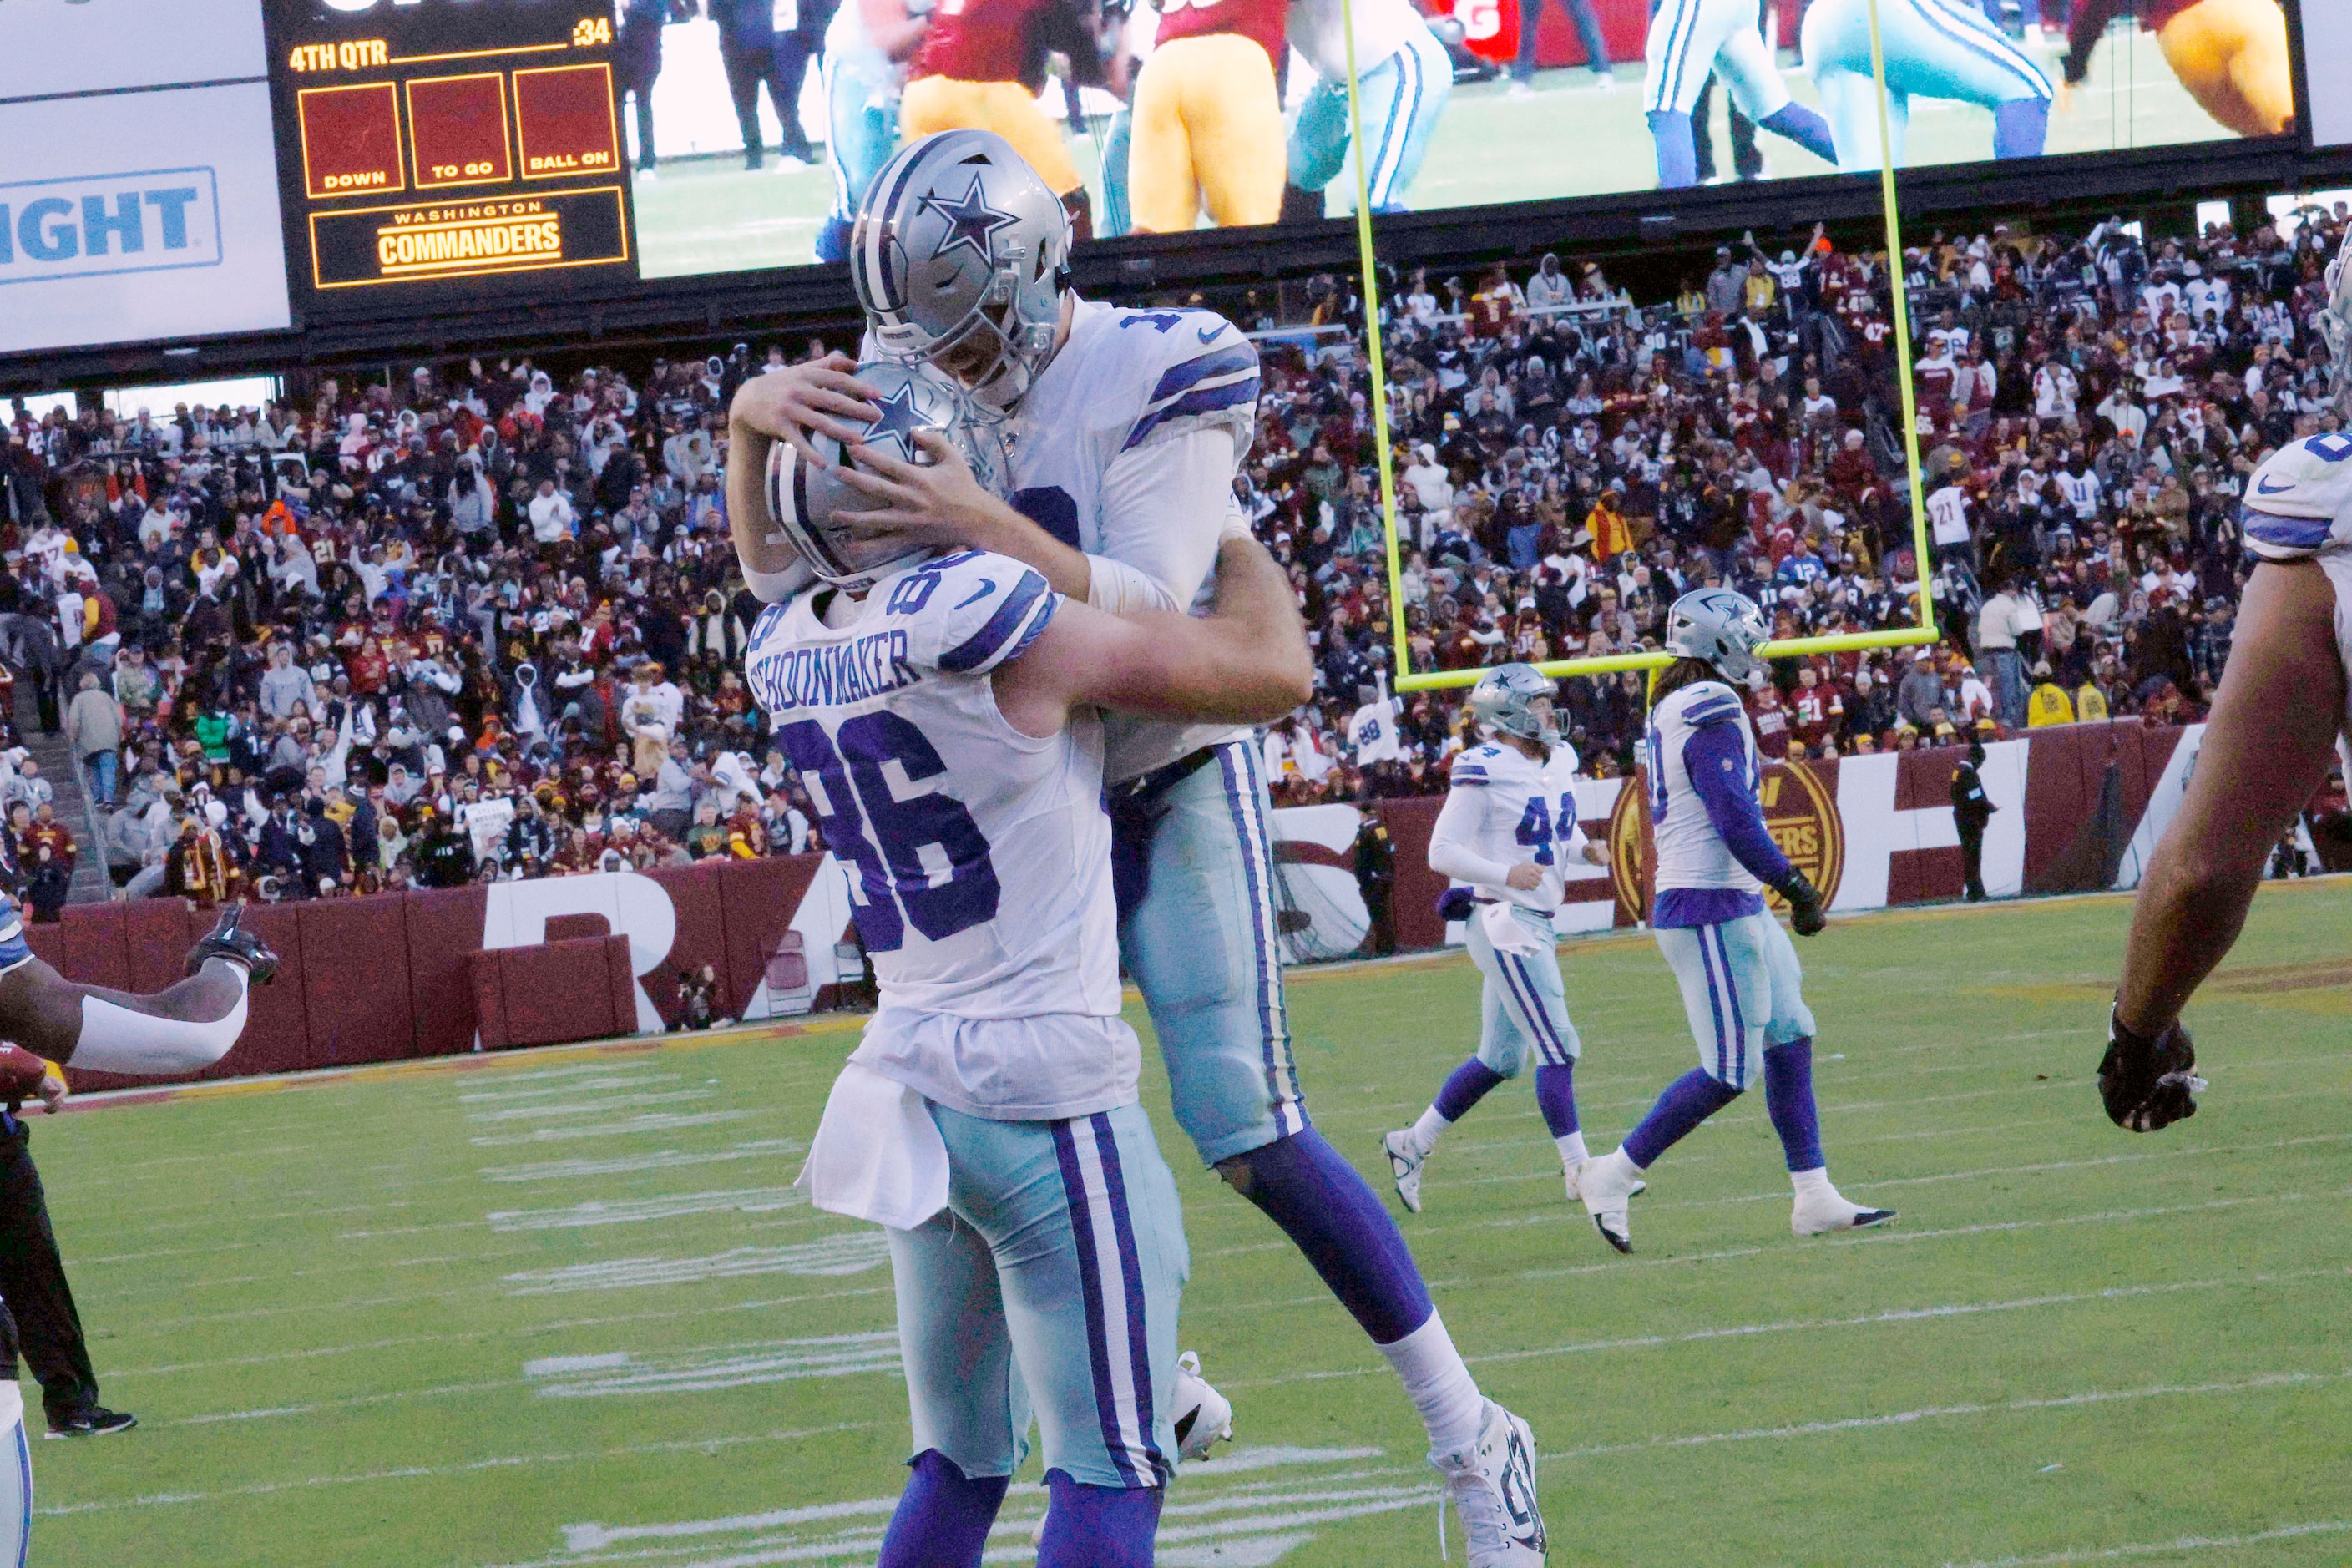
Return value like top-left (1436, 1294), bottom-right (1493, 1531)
top-left (2098, 1006), bottom-right (2202, 1133)
top-left (1778, 872), bottom-right (1827, 937)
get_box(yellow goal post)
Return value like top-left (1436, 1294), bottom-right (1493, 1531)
top-left (1338, 0), bottom-right (1940, 693)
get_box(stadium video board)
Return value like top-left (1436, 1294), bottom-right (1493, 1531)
top-left (2302, 0), bottom-right (2352, 148)
top-left (0, 0), bottom-right (293, 356)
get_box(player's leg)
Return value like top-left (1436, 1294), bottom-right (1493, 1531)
top-left (949, 1104), bottom-right (1183, 1565)
top-left (1383, 916), bottom-right (1531, 1212)
top-left (1579, 922), bottom-right (1754, 1252)
top-left (877, 1206), bottom-right (1023, 1567)
top-left (719, 42), bottom-right (769, 169)
top-left (0, 1371), bottom-right (25, 1568)
top-left (2159, 0), bottom-right (2292, 137)
top-left (1713, 23), bottom-right (1839, 163)
top-left (767, 29), bottom-right (819, 161)
top-left (1176, 37), bottom-right (1283, 228)
top-left (816, 56), bottom-right (894, 262)
top-left (1118, 744), bottom-right (1513, 1490)
top-left (0, 905), bottom-right (263, 1076)
top-left (1749, 914), bottom-right (1895, 1235)
top-left (1283, 75), bottom-right (1348, 222)
top-left (1894, 0), bottom-right (2051, 154)
top-left (1505, 937), bottom-right (1590, 1186)
top-left (1099, 104), bottom-right (1134, 236)
top-left (1362, 28), bottom-right (1453, 211)
top-left (1642, 0), bottom-right (1717, 187)
top-left (1125, 50), bottom-right (1199, 233)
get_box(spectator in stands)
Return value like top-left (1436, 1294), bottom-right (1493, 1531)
top-left (63, 675), bottom-right (120, 809)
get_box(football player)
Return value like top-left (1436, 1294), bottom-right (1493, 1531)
top-left (1281, 0), bottom-right (1454, 221)
top-left (2059, 0), bottom-right (2290, 139)
top-left (898, 0), bottom-right (1096, 240)
top-left (1383, 665), bottom-right (1608, 1213)
top-left (1127, 0), bottom-right (1287, 231)
top-left (813, 0), bottom-right (933, 263)
top-left (2098, 230), bottom-right (2351, 1136)
top-left (1641, 0), bottom-right (1839, 188)
top-left (751, 360), bottom-right (1303, 1562)
top-left (1575, 590), bottom-right (1895, 1252)
top-left (731, 129), bottom-right (1549, 1564)
top-left (1802, 0), bottom-right (2052, 172)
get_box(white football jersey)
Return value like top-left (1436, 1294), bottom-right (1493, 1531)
top-left (866, 295), bottom-right (1261, 783)
top-left (2241, 432), bottom-right (2352, 563)
top-left (1440, 739), bottom-right (1587, 913)
top-left (1287, 0), bottom-right (1424, 80)
top-left (1644, 680), bottom-right (1763, 896)
top-left (744, 549), bottom-right (1136, 1119)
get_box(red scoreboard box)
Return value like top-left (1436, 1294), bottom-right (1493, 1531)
top-left (297, 81), bottom-right (404, 200)
top-left (513, 63), bottom-right (620, 181)
top-left (407, 72), bottom-right (513, 190)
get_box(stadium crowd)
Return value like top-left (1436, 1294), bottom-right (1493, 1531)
top-left (0, 200), bottom-right (2340, 903)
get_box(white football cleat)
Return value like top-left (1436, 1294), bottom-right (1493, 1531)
top-left (1577, 1147), bottom-right (1643, 1253)
top-left (1382, 1129), bottom-right (1428, 1214)
top-left (1432, 1399), bottom-right (1546, 1565)
top-left (1171, 1351), bottom-right (1233, 1461)
top-left (1563, 1158), bottom-right (1644, 1207)
top-left (1792, 1181), bottom-right (1896, 1237)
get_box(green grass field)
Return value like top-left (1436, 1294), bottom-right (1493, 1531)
top-left (21, 880), bottom-right (2352, 1566)
top-left (635, 30), bottom-right (2224, 276)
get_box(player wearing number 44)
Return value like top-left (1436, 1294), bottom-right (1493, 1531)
top-left (1384, 665), bottom-right (1610, 1215)
top-left (1576, 589), bottom-right (1895, 1253)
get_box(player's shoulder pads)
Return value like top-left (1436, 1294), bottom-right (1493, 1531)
top-left (1660, 678), bottom-right (1745, 730)
top-left (2243, 435), bottom-right (2352, 560)
top-left (1117, 311), bottom-right (1261, 455)
top-left (883, 550), bottom-right (1059, 677)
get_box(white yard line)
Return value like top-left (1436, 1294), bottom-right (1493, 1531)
top-left (464, 1090), bottom-right (716, 1125)
top-left (505, 1233), bottom-right (892, 1294)
top-left (470, 1111), bottom-right (756, 1147)
top-left (488, 1188), bottom-right (807, 1232)
top-left (479, 1141), bottom-right (802, 1182)
top-left (1940, 1519), bottom-right (2352, 1566)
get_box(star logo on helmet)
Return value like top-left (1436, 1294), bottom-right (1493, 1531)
top-left (860, 381), bottom-right (929, 458)
top-left (920, 175), bottom-right (1018, 266)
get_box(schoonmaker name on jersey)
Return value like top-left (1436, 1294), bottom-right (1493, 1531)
top-left (751, 630), bottom-right (918, 713)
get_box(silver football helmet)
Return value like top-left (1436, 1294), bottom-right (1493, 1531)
top-left (764, 359), bottom-right (1008, 590)
top-left (1467, 663), bottom-right (1560, 746)
top-left (2324, 225), bottom-right (2352, 405)
top-left (1666, 587), bottom-right (1773, 681)
top-left (849, 129), bottom-right (1070, 414)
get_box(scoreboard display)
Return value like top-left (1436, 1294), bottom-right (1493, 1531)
top-left (266, 0), bottom-right (633, 303)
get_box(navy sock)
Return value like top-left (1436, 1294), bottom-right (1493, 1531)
top-left (1434, 1059), bottom-right (1507, 1121)
top-left (1231, 1127), bottom-right (1435, 1345)
top-left (878, 1450), bottom-right (1008, 1568)
top-left (1759, 103), bottom-right (1839, 163)
top-left (1038, 1470), bottom-right (1163, 1568)
top-left (1994, 97), bottom-right (2050, 158)
top-left (1534, 1063), bottom-right (1578, 1139)
top-left (1622, 1069), bottom-right (1743, 1170)
top-left (1763, 1038), bottom-right (1825, 1172)
top-left (813, 214), bottom-right (854, 264)
top-left (1648, 110), bottom-right (1697, 187)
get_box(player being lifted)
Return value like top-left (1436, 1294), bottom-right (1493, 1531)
top-left (1576, 590), bottom-right (1894, 1252)
top-left (732, 129), bottom-right (1549, 1564)
top-left (1383, 665), bottom-right (1609, 1213)
top-left (1802, 0), bottom-right (2051, 172)
top-left (1280, 0), bottom-right (1454, 223)
top-left (2059, 0), bottom-right (2290, 139)
top-left (747, 360), bottom-right (1302, 1564)
top-left (2097, 228), bottom-right (2350, 1136)
top-left (1641, 0), bottom-right (1838, 188)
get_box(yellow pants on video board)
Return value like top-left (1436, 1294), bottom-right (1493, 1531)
top-left (2159, 0), bottom-right (2292, 137)
top-left (1128, 33), bottom-right (1283, 233)
top-left (899, 76), bottom-right (1082, 195)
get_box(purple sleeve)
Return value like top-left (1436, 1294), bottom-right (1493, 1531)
top-left (1682, 720), bottom-right (1795, 888)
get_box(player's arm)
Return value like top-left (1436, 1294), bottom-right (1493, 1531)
top-left (1428, 774), bottom-right (1532, 888)
top-left (993, 535), bottom-right (1312, 733)
top-left (726, 356), bottom-right (889, 586)
top-left (861, 0), bottom-right (930, 60)
top-left (2117, 559), bottom-right (2342, 1034)
top-left (835, 431), bottom-right (1096, 599)
top-left (1680, 708), bottom-right (1826, 933)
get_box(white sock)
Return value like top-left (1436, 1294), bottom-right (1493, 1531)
top-left (1554, 1131), bottom-right (1589, 1171)
top-left (1791, 1166), bottom-right (1832, 1201)
top-left (1614, 1145), bottom-right (1648, 1174)
top-left (1409, 1106), bottom-right (1451, 1156)
top-left (1378, 1310), bottom-right (1484, 1458)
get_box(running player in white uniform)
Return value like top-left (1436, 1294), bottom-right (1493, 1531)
top-left (1641, 0), bottom-right (1838, 187)
top-left (813, 0), bottom-right (933, 263)
top-left (731, 129), bottom-right (1548, 1565)
top-left (1575, 589), bottom-right (1894, 1252)
top-left (1282, 0), bottom-right (1454, 219)
top-left (1800, 0), bottom-right (2051, 174)
top-left (753, 366), bottom-right (1307, 1563)
top-left (1383, 665), bottom-right (1608, 1213)
top-left (2099, 229), bottom-right (2352, 1136)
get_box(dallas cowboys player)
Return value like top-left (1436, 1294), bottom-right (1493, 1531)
top-left (1575, 589), bottom-right (1895, 1252)
top-left (2099, 229), bottom-right (2352, 1136)
top-left (1641, 0), bottom-right (1838, 188)
top-left (1383, 665), bottom-right (1609, 1213)
top-left (812, 0), bottom-right (933, 264)
top-left (1281, 0), bottom-right (1454, 220)
top-left (729, 128), bottom-right (1548, 1563)
top-left (1800, 0), bottom-right (2051, 173)
top-left (761, 365), bottom-right (1306, 1565)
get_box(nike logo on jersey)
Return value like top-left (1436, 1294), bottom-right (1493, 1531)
top-left (954, 579), bottom-right (996, 609)
top-left (2258, 476), bottom-right (2298, 495)
top-left (1196, 324), bottom-right (1222, 343)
